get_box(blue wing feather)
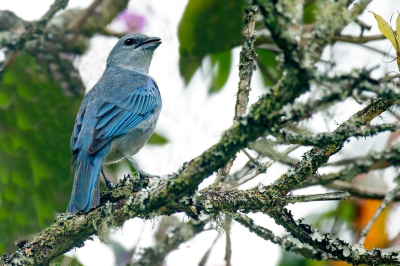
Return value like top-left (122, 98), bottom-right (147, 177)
top-left (71, 108), bottom-right (86, 166)
top-left (97, 103), bottom-right (115, 117)
top-left (96, 106), bottom-right (121, 129)
top-left (88, 78), bottom-right (161, 155)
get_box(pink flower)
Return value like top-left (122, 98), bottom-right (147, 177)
top-left (117, 10), bottom-right (146, 32)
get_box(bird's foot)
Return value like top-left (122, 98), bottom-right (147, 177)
top-left (136, 169), bottom-right (160, 189)
top-left (101, 168), bottom-right (115, 189)
top-left (137, 169), bottom-right (160, 179)
top-left (104, 177), bottom-right (116, 189)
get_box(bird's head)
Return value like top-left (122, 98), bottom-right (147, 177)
top-left (106, 33), bottom-right (161, 74)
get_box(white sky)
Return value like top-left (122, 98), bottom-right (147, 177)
top-left (2, 0), bottom-right (400, 265)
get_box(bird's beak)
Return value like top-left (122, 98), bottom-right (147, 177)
top-left (136, 37), bottom-right (162, 49)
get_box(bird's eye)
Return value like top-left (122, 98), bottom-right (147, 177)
top-left (124, 38), bottom-right (135, 46)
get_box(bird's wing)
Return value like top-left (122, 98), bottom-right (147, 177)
top-left (88, 78), bottom-right (161, 155)
top-left (70, 98), bottom-right (89, 166)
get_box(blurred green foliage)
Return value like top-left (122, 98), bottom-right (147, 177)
top-left (178, 0), bottom-right (319, 93)
top-left (51, 255), bottom-right (84, 266)
top-left (178, 0), bottom-right (245, 93)
top-left (147, 132), bottom-right (168, 145)
top-left (303, 0), bottom-right (318, 24)
top-left (209, 50), bottom-right (232, 93)
top-left (0, 52), bottom-right (82, 253)
top-left (278, 252), bottom-right (328, 266)
top-left (313, 200), bottom-right (357, 227)
top-left (255, 48), bottom-right (282, 86)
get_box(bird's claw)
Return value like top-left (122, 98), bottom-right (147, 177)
top-left (104, 177), bottom-right (115, 190)
top-left (136, 170), bottom-right (160, 189)
top-left (101, 168), bottom-right (115, 190)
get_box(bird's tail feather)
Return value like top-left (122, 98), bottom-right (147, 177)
top-left (67, 154), bottom-right (102, 213)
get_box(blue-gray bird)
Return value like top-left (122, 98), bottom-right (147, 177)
top-left (67, 33), bottom-right (162, 213)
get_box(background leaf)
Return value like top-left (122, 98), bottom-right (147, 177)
top-left (0, 52), bottom-right (83, 253)
top-left (303, 0), bottom-right (318, 24)
top-left (209, 50), bottom-right (232, 93)
top-left (255, 48), bottom-right (282, 86)
top-left (178, 0), bottom-right (245, 86)
top-left (147, 132), bottom-right (169, 145)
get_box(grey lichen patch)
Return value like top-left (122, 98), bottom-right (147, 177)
top-left (191, 191), bottom-right (202, 205)
top-left (352, 244), bottom-right (367, 259)
top-left (125, 195), bottom-right (134, 206)
top-left (133, 189), bottom-right (151, 211)
top-left (310, 230), bottom-right (324, 242)
top-left (178, 196), bottom-right (190, 205)
top-left (201, 199), bottom-right (213, 211)
top-left (342, 246), bottom-right (351, 257)
top-left (55, 213), bottom-right (74, 222)
top-left (315, 0), bottom-right (351, 37)
top-left (198, 211), bottom-right (210, 221)
top-left (95, 201), bottom-right (115, 242)
top-left (3, 252), bottom-right (34, 266)
top-left (275, 0), bottom-right (302, 47)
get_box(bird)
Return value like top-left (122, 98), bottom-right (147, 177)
top-left (67, 33), bottom-right (162, 213)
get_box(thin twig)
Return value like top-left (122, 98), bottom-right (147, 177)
top-left (230, 145), bottom-right (299, 189)
top-left (242, 149), bottom-right (262, 167)
top-left (287, 191), bottom-right (351, 204)
top-left (198, 234), bottom-right (220, 266)
top-left (332, 34), bottom-right (385, 44)
top-left (67, 0), bottom-right (103, 32)
top-left (224, 216), bottom-right (232, 266)
top-left (328, 180), bottom-right (400, 201)
top-left (230, 213), bottom-right (335, 260)
top-left (67, 0), bottom-right (103, 44)
top-left (216, 6), bottom-right (259, 189)
top-left (235, 6), bottom-right (258, 120)
top-left (215, 158), bottom-right (235, 188)
top-left (355, 18), bottom-right (372, 30)
top-left (358, 182), bottom-right (400, 245)
top-left (274, 123), bottom-right (400, 147)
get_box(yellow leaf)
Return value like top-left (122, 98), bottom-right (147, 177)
top-left (397, 12), bottom-right (400, 49)
top-left (370, 11), bottom-right (398, 50)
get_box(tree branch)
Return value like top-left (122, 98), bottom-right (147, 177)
top-left (274, 123), bottom-right (400, 147)
top-left (0, 0), bottom-right (69, 77)
top-left (231, 213), bottom-right (335, 260)
top-left (269, 207), bottom-right (400, 265)
top-left (332, 33), bottom-right (385, 44)
top-left (358, 182), bottom-right (400, 245)
top-left (235, 6), bottom-right (258, 120)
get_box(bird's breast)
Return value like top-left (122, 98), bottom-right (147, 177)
top-left (103, 108), bottom-right (161, 164)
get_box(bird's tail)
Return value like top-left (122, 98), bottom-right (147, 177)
top-left (67, 154), bottom-right (103, 213)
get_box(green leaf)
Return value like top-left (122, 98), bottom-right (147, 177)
top-left (15, 109), bottom-right (33, 130)
top-left (0, 52), bottom-right (83, 253)
top-left (147, 132), bottom-right (168, 145)
top-left (0, 90), bottom-right (12, 107)
top-left (0, 167), bottom-right (10, 184)
top-left (178, 0), bottom-right (245, 84)
top-left (178, 55), bottom-right (202, 84)
top-left (51, 255), bottom-right (84, 266)
top-left (255, 48), bottom-right (282, 87)
top-left (209, 50), bottom-right (232, 93)
top-left (397, 12), bottom-right (400, 47)
top-left (303, 1), bottom-right (318, 24)
top-left (278, 251), bottom-right (327, 266)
